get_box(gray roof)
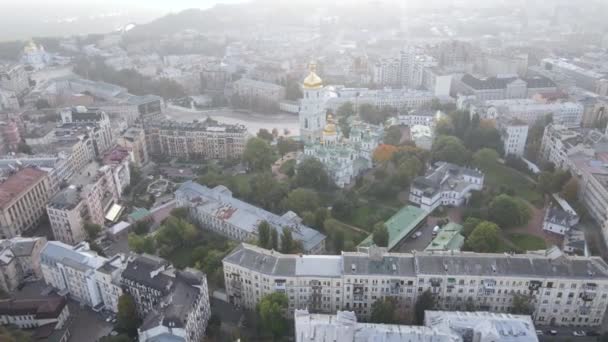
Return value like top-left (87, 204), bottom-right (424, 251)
top-left (122, 254), bottom-right (172, 292)
top-left (224, 244), bottom-right (608, 280)
top-left (40, 241), bottom-right (105, 271)
top-left (412, 162), bottom-right (483, 196)
top-left (176, 182), bottom-right (326, 252)
top-left (48, 186), bottom-right (81, 210)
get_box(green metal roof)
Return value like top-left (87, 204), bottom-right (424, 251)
top-left (359, 205), bottom-right (429, 250)
top-left (128, 207), bottom-right (152, 222)
top-left (425, 222), bottom-right (465, 252)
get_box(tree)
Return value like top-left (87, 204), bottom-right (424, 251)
top-left (462, 217), bottom-right (483, 237)
top-left (561, 178), bottom-right (578, 203)
top-left (473, 148), bottom-right (499, 170)
top-left (511, 293), bottom-right (534, 315)
top-left (170, 207), bottom-right (190, 219)
top-left (17, 142), bottom-right (32, 154)
top-left (249, 173), bottom-right (288, 212)
top-left (243, 137), bottom-right (274, 172)
top-left (331, 194), bottom-right (357, 220)
top-left (431, 135), bottom-right (470, 166)
top-left (285, 188), bottom-right (320, 216)
top-left (257, 128), bottom-right (274, 142)
top-left (373, 144), bottom-right (399, 163)
top-left (336, 102), bottom-right (355, 118)
top-left (116, 294), bottom-right (140, 337)
top-left (373, 222), bottom-right (389, 247)
top-left (370, 298), bottom-right (397, 324)
top-left (414, 290), bottom-right (436, 325)
top-left (257, 292), bottom-right (289, 338)
top-left (331, 229), bottom-right (345, 253)
top-left (394, 156), bottom-right (423, 186)
top-left (277, 137), bottom-right (298, 156)
top-left (295, 157), bottom-right (331, 190)
top-left (155, 216), bottom-right (199, 256)
top-left (466, 221), bottom-right (501, 252)
top-left (257, 221), bottom-right (272, 249)
top-left (0, 325), bottom-right (31, 342)
top-left (435, 117), bottom-right (454, 136)
top-left (384, 126), bottom-right (402, 145)
top-left (128, 233), bottom-right (156, 254)
top-left (84, 222), bottom-right (102, 240)
top-left (271, 229), bottom-right (279, 250)
top-left (280, 228), bottom-right (295, 253)
top-left (488, 194), bottom-right (530, 228)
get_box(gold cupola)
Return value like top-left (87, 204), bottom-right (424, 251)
top-left (323, 114), bottom-right (337, 136)
top-left (303, 62), bottom-right (323, 90)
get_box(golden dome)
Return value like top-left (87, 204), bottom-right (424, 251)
top-left (323, 114), bottom-right (337, 135)
top-left (303, 62), bottom-right (323, 89)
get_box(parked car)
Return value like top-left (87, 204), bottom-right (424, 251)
top-left (586, 331), bottom-right (599, 337)
top-left (573, 331), bottom-right (586, 337)
top-left (535, 330), bottom-right (543, 336)
top-left (432, 226), bottom-right (440, 236)
top-left (412, 231), bottom-right (423, 239)
top-left (546, 330), bottom-right (558, 336)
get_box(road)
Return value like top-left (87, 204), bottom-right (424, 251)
top-left (536, 325), bottom-right (600, 342)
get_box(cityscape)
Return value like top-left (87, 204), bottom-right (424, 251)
top-left (0, 0), bottom-right (608, 341)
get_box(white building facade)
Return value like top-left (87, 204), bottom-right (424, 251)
top-left (224, 244), bottom-right (608, 328)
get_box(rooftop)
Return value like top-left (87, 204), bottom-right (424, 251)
top-left (176, 182), bottom-right (326, 252)
top-left (47, 185), bottom-right (81, 210)
top-left (224, 243), bottom-right (608, 280)
top-left (0, 167), bottom-right (47, 209)
top-left (425, 223), bottom-right (465, 252)
top-left (359, 206), bottom-right (429, 250)
top-left (0, 296), bottom-right (67, 319)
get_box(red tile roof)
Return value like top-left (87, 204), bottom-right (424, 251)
top-left (0, 167), bottom-right (47, 209)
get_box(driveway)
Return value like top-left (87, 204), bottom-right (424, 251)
top-left (394, 221), bottom-right (435, 252)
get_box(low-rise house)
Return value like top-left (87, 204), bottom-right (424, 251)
top-left (176, 181), bottom-right (326, 254)
top-left (425, 222), bottom-right (465, 252)
top-left (409, 162), bottom-right (484, 212)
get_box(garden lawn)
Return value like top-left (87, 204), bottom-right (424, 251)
top-left (483, 162), bottom-right (543, 207)
top-left (507, 233), bottom-right (547, 252)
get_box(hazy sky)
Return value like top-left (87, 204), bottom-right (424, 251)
top-left (0, 0), bottom-right (247, 41)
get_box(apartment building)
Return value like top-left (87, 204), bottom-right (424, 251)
top-left (325, 88), bottom-right (435, 113)
top-left (176, 181), bottom-right (326, 254)
top-left (0, 64), bottom-right (29, 96)
top-left (458, 74), bottom-right (556, 101)
top-left (47, 162), bottom-right (126, 245)
top-left (232, 78), bottom-right (285, 103)
top-left (397, 109), bottom-right (442, 128)
top-left (0, 167), bottom-right (52, 238)
top-left (409, 162), bottom-right (484, 212)
top-left (137, 268), bottom-right (211, 342)
top-left (0, 236), bottom-right (47, 293)
top-left (100, 94), bottom-right (164, 124)
top-left (541, 58), bottom-right (608, 96)
top-left (59, 106), bottom-right (114, 156)
top-left (295, 310), bottom-right (538, 342)
top-left (118, 127), bottom-right (148, 167)
top-left (145, 119), bottom-right (248, 160)
top-left (498, 118), bottom-right (529, 157)
top-left (40, 241), bottom-right (126, 312)
top-left (0, 296), bottom-right (70, 331)
top-left (538, 124), bottom-right (603, 171)
top-left (224, 244), bottom-right (608, 327)
top-left (0, 154), bottom-right (70, 194)
top-left (121, 254), bottom-right (211, 342)
top-left (486, 99), bottom-right (583, 128)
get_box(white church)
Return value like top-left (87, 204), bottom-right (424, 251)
top-left (298, 63), bottom-right (383, 188)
